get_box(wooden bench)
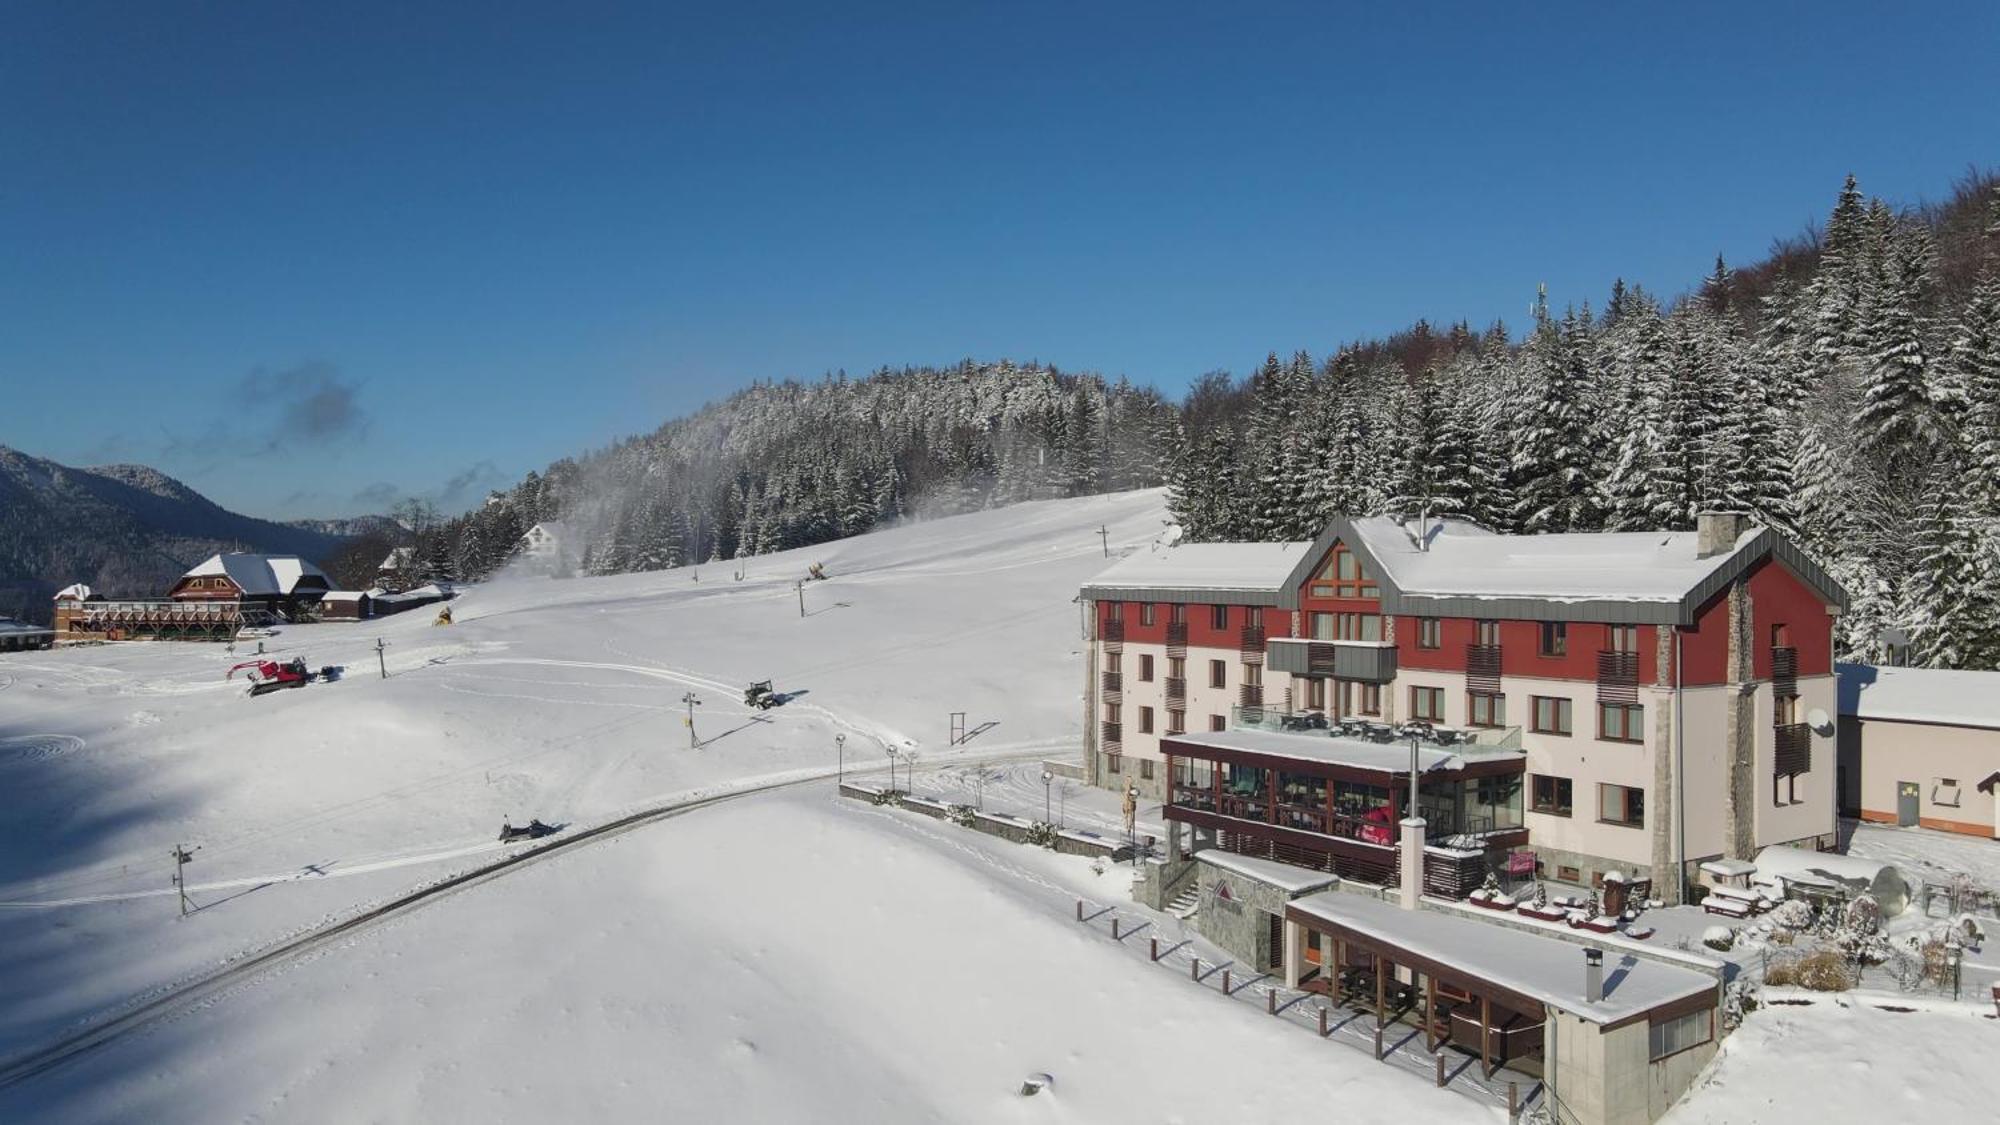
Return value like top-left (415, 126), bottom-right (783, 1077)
top-left (1702, 895), bottom-right (1753, 918)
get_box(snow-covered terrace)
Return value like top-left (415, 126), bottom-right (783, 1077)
top-left (1288, 891), bottom-right (1718, 1026)
top-left (1162, 727), bottom-right (1523, 775)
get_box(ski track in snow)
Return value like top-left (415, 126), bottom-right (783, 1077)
top-left (0, 735), bottom-right (85, 766)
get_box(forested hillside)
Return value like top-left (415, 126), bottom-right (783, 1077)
top-left (417, 172), bottom-right (2000, 668)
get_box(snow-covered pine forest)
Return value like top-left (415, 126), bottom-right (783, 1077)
top-left (418, 173), bottom-right (2000, 669)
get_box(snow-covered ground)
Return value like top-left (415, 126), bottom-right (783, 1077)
top-left (1665, 992), bottom-right (1999, 1124)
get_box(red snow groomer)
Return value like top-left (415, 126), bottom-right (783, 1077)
top-left (227, 657), bottom-right (317, 696)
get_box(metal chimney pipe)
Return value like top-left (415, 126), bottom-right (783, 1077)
top-left (1584, 947), bottom-right (1604, 1004)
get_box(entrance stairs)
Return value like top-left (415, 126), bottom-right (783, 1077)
top-left (1168, 883), bottom-right (1200, 919)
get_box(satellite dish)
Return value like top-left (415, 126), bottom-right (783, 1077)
top-left (1807, 707), bottom-right (1833, 736)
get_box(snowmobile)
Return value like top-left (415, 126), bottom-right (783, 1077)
top-left (227, 657), bottom-right (321, 696)
top-left (498, 818), bottom-right (559, 843)
top-left (744, 679), bottom-right (781, 709)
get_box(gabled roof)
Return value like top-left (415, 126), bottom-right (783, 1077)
top-left (1082, 514), bottom-right (1847, 624)
top-left (182, 553), bottom-right (330, 597)
top-left (53, 583), bottom-right (97, 601)
top-left (378, 546), bottom-right (415, 571)
top-left (1281, 515), bottom-right (1847, 625)
top-left (1837, 662), bottom-right (2000, 731)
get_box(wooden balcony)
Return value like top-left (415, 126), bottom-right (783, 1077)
top-left (1772, 646), bottom-right (1798, 698)
top-left (1775, 722), bottom-right (1811, 777)
top-left (1467, 645), bottom-right (1503, 694)
top-left (1596, 650), bottom-right (1639, 706)
top-left (1239, 624), bottom-right (1266, 660)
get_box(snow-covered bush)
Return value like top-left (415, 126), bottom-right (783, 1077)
top-left (1768, 899), bottom-right (1814, 932)
top-left (1721, 980), bottom-right (1758, 1030)
top-left (1528, 882), bottom-right (1549, 909)
top-left (948, 804), bottom-right (977, 828)
top-left (869, 789), bottom-right (902, 807)
top-left (1702, 925), bottom-right (1735, 952)
top-left (1794, 950), bottom-right (1854, 991)
top-left (1027, 821), bottom-right (1060, 848)
top-left (1842, 893), bottom-right (1882, 936)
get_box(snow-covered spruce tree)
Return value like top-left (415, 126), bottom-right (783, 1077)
top-left (1906, 464), bottom-right (2000, 669)
top-left (1951, 271), bottom-right (2000, 516)
top-left (1510, 305), bottom-right (1607, 532)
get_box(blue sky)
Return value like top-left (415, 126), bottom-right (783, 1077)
top-left (5, 2), bottom-right (1997, 519)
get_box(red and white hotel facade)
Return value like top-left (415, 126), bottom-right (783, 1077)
top-left (1079, 512), bottom-right (1846, 903)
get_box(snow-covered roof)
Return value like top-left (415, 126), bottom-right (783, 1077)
top-left (1080, 541), bottom-right (1310, 604)
top-left (182, 553), bottom-right (330, 597)
top-left (1198, 849), bottom-right (1339, 894)
top-left (378, 546), bottom-right (414, 571)
top-left (1837, 662), bottom-right (2000, 731)
top-left (372, 583), bottom-right (451, 606)
top-left (321, 591), bottom-right (370, 604)
top-left (1164, 728), bottom-right (1521, 774)
top-left (1288, 892), bottom-right (1718, 1025)
top-left (54, 583), bottom-right (96, 601)
top-left (1346, 516), bottom-right (1747, 605)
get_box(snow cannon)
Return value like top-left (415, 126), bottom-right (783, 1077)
top-left (434, 605), bottom-right (454, 626)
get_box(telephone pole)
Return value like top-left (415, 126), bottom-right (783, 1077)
top-left (681, 692), bottom-right (702, 749)
top-left (1098, 525), bottom-right (1109, 557)
top-left (375, 637), bottom-right (388, 680)
top-left (171, 844), bottom-right (198, 916)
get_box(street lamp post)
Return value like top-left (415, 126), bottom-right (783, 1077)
top-left (1042, 769), bottom-right (1054, 825)
top-left (836, 733), bottom-right (846, 784)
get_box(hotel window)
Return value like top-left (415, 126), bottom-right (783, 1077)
top-left (1532, 775), bottom-right (1573, 816)
top-left (1170, 604), bottom-right (1186, 626)
top-left (1417, 617), bottom-right (1441, 649)
top-left (1476, 619), bottom-right (1501, 647)
top-left (1315, 545), bottom-right (1379, 599)
top-left (1468, 692), bottom-right (1506, 728)
top-left (1107, 753), bottom-right (1122, 774)
top-left (1168, 657), bottom-right (1185, 680)
top-left (1306, 678), bottom-right (1327, 711)
top-left (1411, 686), bottom-right (1445, 722)
top-left (1243, 663), bottom-right (1262, 687)
top-left (1337, 613), bottom-right (1383, 642)
top-left (1211, 604), bottom-right (1229, 629)
top-left (1138, 706), bottom-right (1155, 734)
top-left (1138, 654), bottom-right (1154, 681)
top-left (1539, 622), bottom-right (1568, 657)
top-left (1359, 683), bottom-right (1382, 715)
top-left (1599, 702), bottom-right (1644, 743)
top-left (1102, 701), bottom-right (1120, 723)
top-left (1649, 1009), bottom-right (1712, 1062)
top-left (1209, 659), bottom-right (1226, 689)
top-left (1608, 624), bottom-right (1638, 653)
top-left (1107, 602), bottom-right (1123, 622)
top-left (1167, 709), bottom-right (1185, 734)
top-left (1311, 612), bottom-right (1335, 640)
top-left (1599, 783), bottom-right (1645, 828)
top-left (1104, 651), bottom-right (1122, 673)
top-left (1775, 694), bottom-right (1801, 725)
top-left (1140, 759), bottom-right (1155, 780)
top-left (1141, 604), bottom-right (1155, 626)
top-left (1209, 714), bottom-right (1226, 732)
top-left (1530, 696), bottom-right (1573, 735)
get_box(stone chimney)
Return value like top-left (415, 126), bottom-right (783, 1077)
top-left (1696, 511), bottom-right (1753, 559)
top-left (1584, 947), bottom-right (1604, 1004)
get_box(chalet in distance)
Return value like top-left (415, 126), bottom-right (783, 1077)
top-left (53, 554), bottom-right (333, 641)
top-left (1080, 512), bottom-right (1847, 908)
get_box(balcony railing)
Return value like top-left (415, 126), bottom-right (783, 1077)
top-left (1239, 683), bottom-right (1264, 709)
top-left (1101, 721), bottom-right (1123, 749)
top-left (1165, 677), bottom-right (1187, 705)
top-left (1166, 622), bottom-right (1189, 654)
top-left (1101, 671), bottom-right (1122, 696)
top-left (1597, 650), bottom-right (1639, 705)
top-left (1775, 722), bottom-right (1811, 777)
top-left (1239, 624), bottom-right (1266, 659)
top-left (1101, 619), bottom-right (1124, 647)
top-left (1467, 644), bottom-right (1503, 694)
top-left (1772, 646), bottom-right (1798, 698)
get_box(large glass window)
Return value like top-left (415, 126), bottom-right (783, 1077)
top-left (1461, 774), bottom-right (1524, 833)
top-left (1417, 617), bottom-right (1441, 649)
top-left (1649, 1010), bottom-right (1712, 1061)
top-left (1411, 686), bottom-right (1445, 721)
top-left (1311, 612), bottom-right (1335, 640)
top-left (1539, 622), bottom-right (1568, 657)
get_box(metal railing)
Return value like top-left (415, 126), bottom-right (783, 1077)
top-left (1101, 671), bottom-right (1123, 696)
top-left (1596, 650), bottom-right (1639, 705)
top-left (1775, 722), bottom-right (1811, 777)
top-left (1467, 644), bottom-right (1503, 694)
